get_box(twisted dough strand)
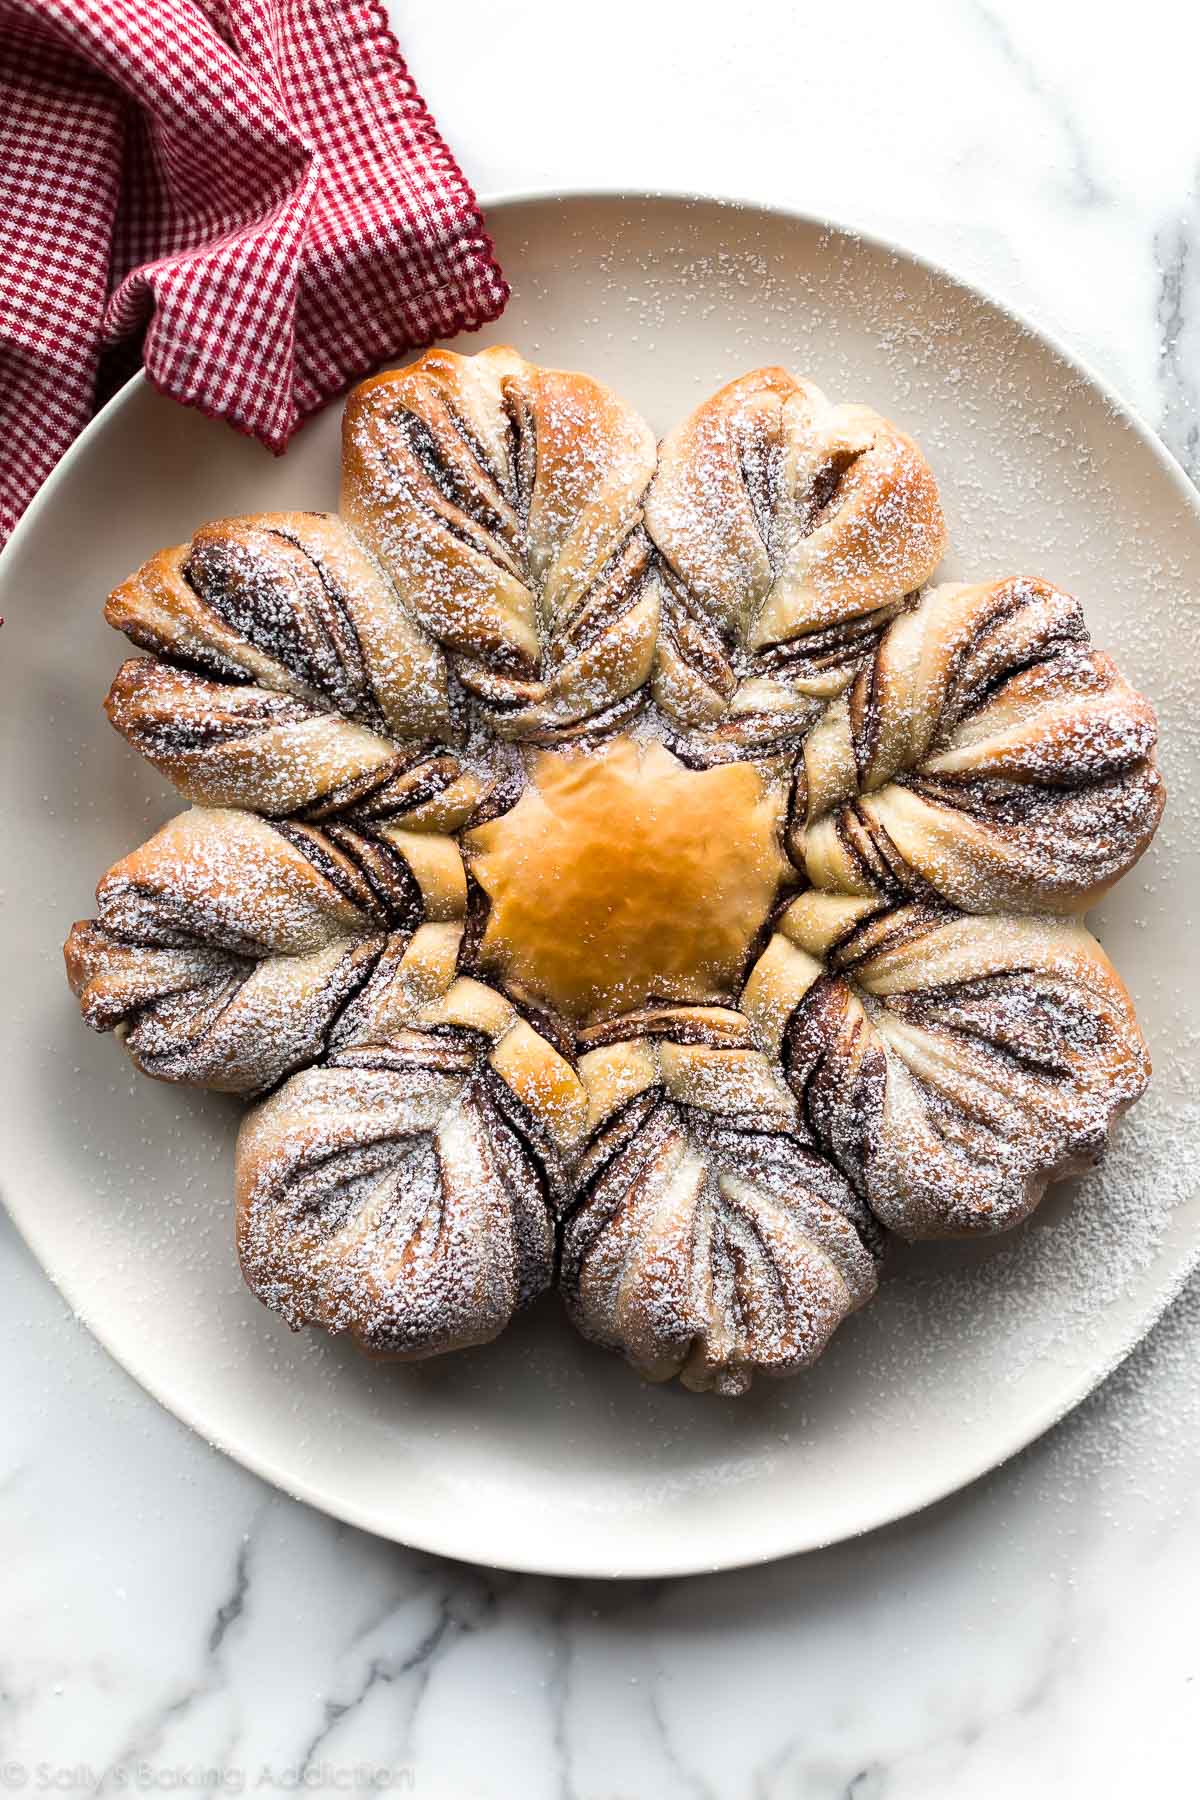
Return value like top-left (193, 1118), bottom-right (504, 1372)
top-left (104, 510), bottom-right (460, 820)
top-left (341, 346), bottom-right (661, 740)
top-left (84, 806), bottom-right (466, 955)
top-left (105, 657), bottom-right (486, 827)
top-left (561, 1005), bottom-right (880, 1393)
top-left (108, 511), bottom-right (451, 732)
top-left (644, 368), bottom-right (946, 762)
top-left (236, 978), bottom-right (588, 1359)
top-left (741, 892), bottom-right (1151, 1237)
top-left (792, 578), bottom-right (1165, 912)
top-left (64, 806), bottom-right (470, 1096)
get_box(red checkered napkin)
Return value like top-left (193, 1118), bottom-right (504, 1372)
top-left (0, 0), bottom-right (509, 543)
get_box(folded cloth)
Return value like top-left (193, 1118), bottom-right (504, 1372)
top-left (0, 0), bottom-right (509, 543)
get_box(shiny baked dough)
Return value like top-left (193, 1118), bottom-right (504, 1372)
top-left (466, 736), bottom-right (794, 1022)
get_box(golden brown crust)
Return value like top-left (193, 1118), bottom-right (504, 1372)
top-left (465, 737), bottom-right (794, 1023)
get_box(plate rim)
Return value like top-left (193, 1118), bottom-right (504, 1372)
top-left (3, 185), bottom-right (1197, 1578)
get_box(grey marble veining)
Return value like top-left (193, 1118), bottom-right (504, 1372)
top-left (5, 1197), bottom-right (1200, 1795)
top-left (1156, 211), bottom-right (1200, 482)
top-left (5, 1), bottom-right (1200, 1792)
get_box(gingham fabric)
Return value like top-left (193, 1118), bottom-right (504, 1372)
top-left (0, 0), bottom-right (509, 543)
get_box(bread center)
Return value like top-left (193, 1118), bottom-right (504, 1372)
top-left (465, 736), bottom-right (794, 1023)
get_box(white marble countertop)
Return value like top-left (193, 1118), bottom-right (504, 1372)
top-left (5, 1), bottom-right (1200, 1792)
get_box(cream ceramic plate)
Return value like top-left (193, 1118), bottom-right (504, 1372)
top-left (2, 194), bottom-right (1197, 1577)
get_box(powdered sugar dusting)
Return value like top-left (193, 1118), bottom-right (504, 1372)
top-left (64, 338), bottom-right (1172, 1398)
top-left (878, 1080), bottom-right (1200, 1387)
